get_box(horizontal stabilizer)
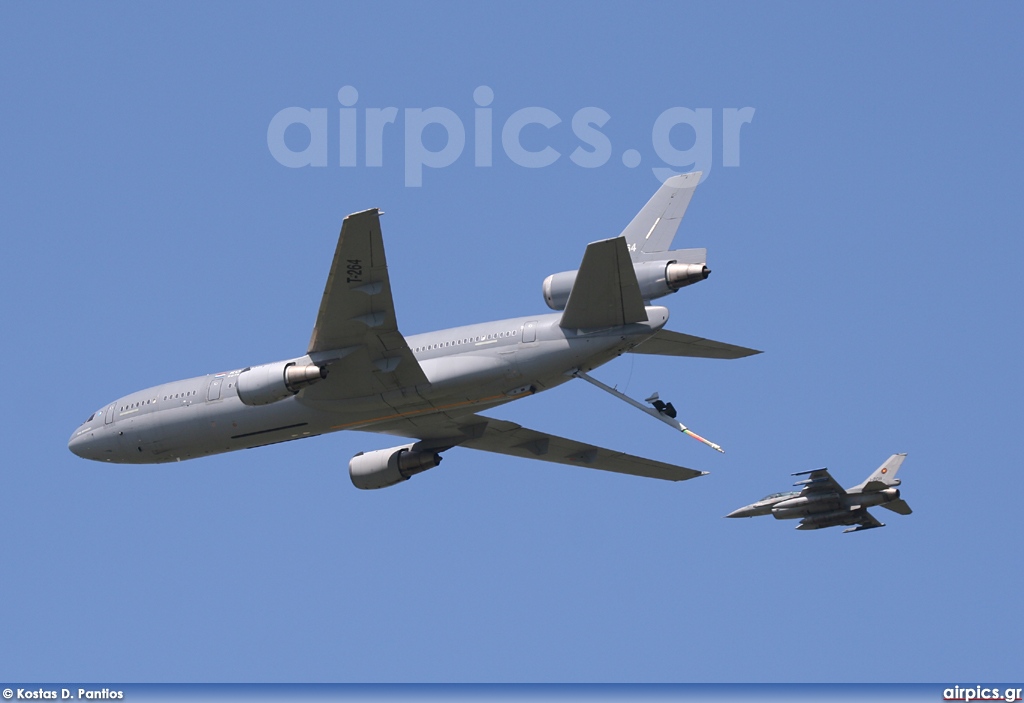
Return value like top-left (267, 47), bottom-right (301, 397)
top-left (633, 246), bottom-right (706, 264)
top-left (880, 498), bottom-right (913, 515)
top-left (559, 237), bottom-right (648, 329)
top-left (629, 330), bottom-right (762, 359)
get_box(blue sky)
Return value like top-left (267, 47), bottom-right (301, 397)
top-left (1, 2), bottom-right (1022, 683)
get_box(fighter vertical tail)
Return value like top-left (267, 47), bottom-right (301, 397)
top-left (850, 453), bottom-right (907, 492)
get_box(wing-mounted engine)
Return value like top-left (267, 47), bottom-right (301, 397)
top-left (236, 360), bottom-right (328, 406)
top-left (349, 444), bottom-right (443, 490)
top-left (542, 258), bottom-right (709, 311)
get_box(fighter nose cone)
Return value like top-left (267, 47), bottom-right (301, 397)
top-left (725, 506), bottom-right (753, 518)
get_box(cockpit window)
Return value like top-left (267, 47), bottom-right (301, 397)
top-left (760, 491), bottom-right (799, 501)
top-left (84, 411), bottom-right (98, 423)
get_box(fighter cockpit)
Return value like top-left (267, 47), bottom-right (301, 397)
top-left (759, 490), bottom-right (800, 502)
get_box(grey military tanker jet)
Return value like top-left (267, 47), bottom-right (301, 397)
top-left (69, 172), bottom-right (759, 489)
top-left (726, 454), bottom-right (912, 532)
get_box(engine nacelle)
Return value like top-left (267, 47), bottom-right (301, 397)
top-left (236, 361), bottom-right (328, 406)
top-left (858, 487), bottom-right (901, 508)
top-left (349, 444), bottom-right (443, 490)
top-left (542, 260), bottom-right (710, 310)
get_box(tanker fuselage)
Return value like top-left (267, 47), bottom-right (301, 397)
top-left (68, 308), bottom-right (669, 465)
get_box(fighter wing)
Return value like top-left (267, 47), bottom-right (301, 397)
top-left (302, 209), bottom-right (428, 399)
top-left (792, 468), bottom-right (848, 496)
top-left (364, 412), bottom-right (706, 482)
top-left (842, 509), bottom-right (885, 533)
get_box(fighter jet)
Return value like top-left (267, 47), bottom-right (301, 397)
top-left (69, 173), bottom-right (760, 489)
top-left (726, 454), bottom-right (912, 533)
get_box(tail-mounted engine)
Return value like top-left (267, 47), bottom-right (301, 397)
top-left (542, 260), bottom-right (710, 311)
top-left (236, 361), bottom-right (328, 406)
top-left (349, 445), bottom-right (443, 490)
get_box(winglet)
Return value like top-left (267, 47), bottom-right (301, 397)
top-left (559, 237), bottom-right (648, 329)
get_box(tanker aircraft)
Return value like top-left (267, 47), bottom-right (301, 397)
top-left (69, 173), bottom-right (759, 489)
top-left (726, 454), bottom-right (912, 532)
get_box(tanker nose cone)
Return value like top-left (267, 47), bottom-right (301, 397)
top-left (68, 427), bottom-right (108, 461)
top-left (68, 430), bottom-right (88, 458)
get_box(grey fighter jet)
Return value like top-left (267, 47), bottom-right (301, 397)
top-left (726, 454), bottom-right (912, 533)
top-left (69, 173), bottom-right (760, 489)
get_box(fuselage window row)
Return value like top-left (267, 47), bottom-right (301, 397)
top-left (414, 329), bottom-right (518, 354)
top-left (115, 388), bottom-right (212, 415)
top-left (120, 398), bottom-right (160, 411)
top-left (156, 390), bottom-right (197, 402)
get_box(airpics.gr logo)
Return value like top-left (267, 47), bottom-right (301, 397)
top-left (266, 86), bottom-right (755, 187)
top-left (943, 686), bottom-right (1024, 702)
